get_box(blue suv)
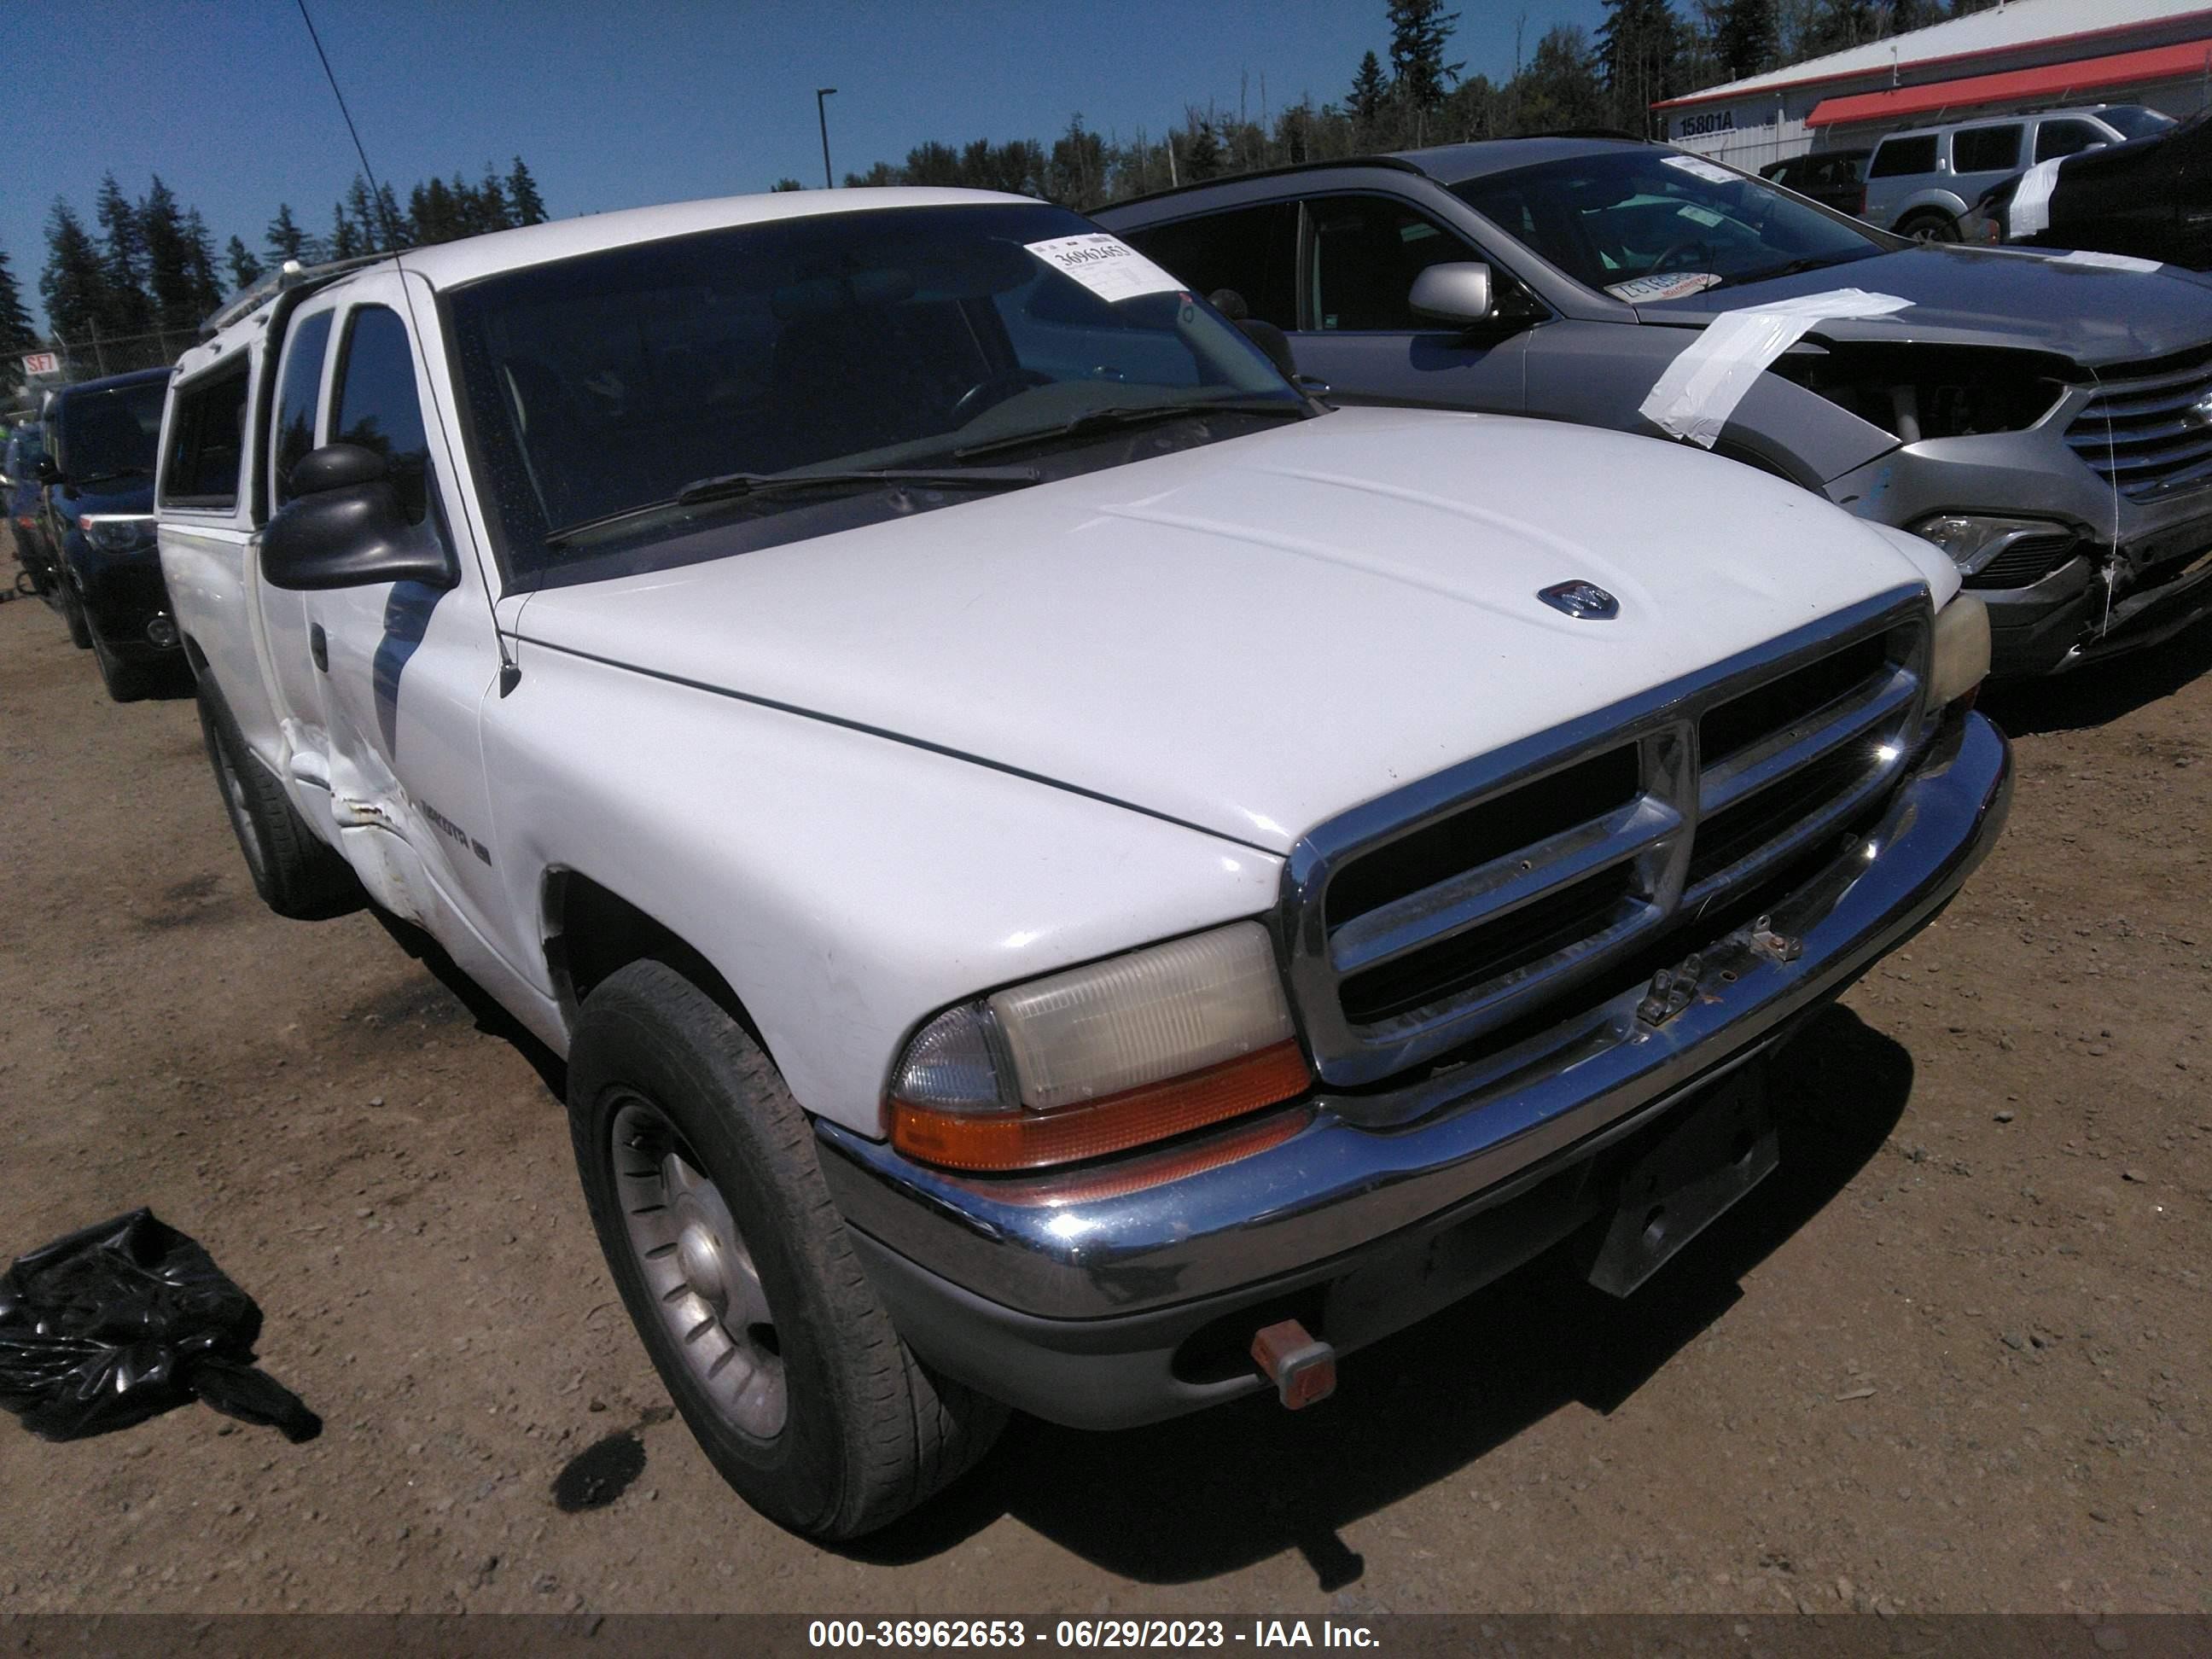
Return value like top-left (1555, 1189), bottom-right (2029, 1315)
top-left (37, 367), bottom-right (183, 700)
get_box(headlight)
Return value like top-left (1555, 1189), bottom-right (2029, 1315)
top-left (890, 920), bottom-right (1310, 1172)
top-left (1930, 594), bottom-right (1993, 707)
top-left (79, 514), bottom-right (157, 553)
top-left (1908, 512), bottom-right (2078, 581)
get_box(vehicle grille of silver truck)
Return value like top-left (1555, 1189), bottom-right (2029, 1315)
top-left (1280, 591), bottom-right (1930, 1089)
top-left (2066, 346), bottom-right (2212, 502)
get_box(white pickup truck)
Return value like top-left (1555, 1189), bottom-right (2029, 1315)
top-left (157, 188), bottom-right (2011, 1538)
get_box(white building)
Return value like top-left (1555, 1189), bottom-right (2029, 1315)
top-left (1654, 0), bottom-right (2212, 167)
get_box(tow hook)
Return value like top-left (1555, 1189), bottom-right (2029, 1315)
top-left (1637, 952), bottom-right (1703, 1027)
top-left (1250, 1318), bottom-right (1336, 1410)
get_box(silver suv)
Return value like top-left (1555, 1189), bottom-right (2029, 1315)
top-left (1862, 104), bottom-right (2175, 240)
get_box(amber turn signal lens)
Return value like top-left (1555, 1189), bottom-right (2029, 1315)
top-left (893, 1039), bottom-right (1312, 1173)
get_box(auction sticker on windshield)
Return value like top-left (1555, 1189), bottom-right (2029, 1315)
top-left (1662, 154), bottom-right (1738, 186)
top-left (1025, 234), bottom-right (1185, 303)
top-left (1606, 271), bottom-right (1723, 302)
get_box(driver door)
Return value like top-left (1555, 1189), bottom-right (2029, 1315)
top-left (1289, 193), bottom-right (1530, 413)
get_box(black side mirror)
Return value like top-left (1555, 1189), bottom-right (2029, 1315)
top-left (262, 442), bottom-right (457, 591)
top-left (35, 455), bottom-right (61, 486)
top-left (1235, 317), bottom-right (1299, 381)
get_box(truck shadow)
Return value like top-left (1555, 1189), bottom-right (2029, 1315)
top-left (1982, 608), bottom-right (2212, 736)
top-left (363, 908), bottom-right (569, 1097)
top-left (851, 1003), bottom-right (1913, 1585)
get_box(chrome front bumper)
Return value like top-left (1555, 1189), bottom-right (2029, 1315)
top-left (818, 711), bottom-right (2011, 1408)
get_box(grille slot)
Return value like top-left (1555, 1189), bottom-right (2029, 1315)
top-left (1967, 533), bottom-right (2081, 589)
top-left (1284, 592), bottom-right (1929, 1088)
top-left (2066, 346), bottom-right (2212, 502)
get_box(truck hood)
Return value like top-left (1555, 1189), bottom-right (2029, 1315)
top-left (512, 407), bottom-right (1941, 853)
top-left (1640, 242), bottom-right (2212, 366)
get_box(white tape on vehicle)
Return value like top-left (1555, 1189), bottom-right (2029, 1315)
top-left (2049, 247), bottom-right (2163, 273)
top-left (1638, 288), bottom-right (1913, 450)
top-left (1024, 234), bottom-right (1184, 303)
top-left (2009, 158), bottom-right (2066, 237)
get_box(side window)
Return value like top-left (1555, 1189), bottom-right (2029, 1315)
top-left (1868, 135), bottom-right (1937, 178)
top-left (1952, 125), bottom-right (2023, 173)
top-left (2036, 119), bottom-right (2107, 162)
top-left (332, 306), bottom-right (432, 525)
top-left (271, 310), bottom-right (335, 509)
top-left (1122, 202), bottom-right (1299, 329)
top-left (1306, 195), bottom-right (1481, 331)
top-left (160, 361), bottom-right (251, 510)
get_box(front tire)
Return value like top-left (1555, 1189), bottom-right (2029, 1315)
top-left (58, 574), bottom-right (91, 649)
top-left (567, 960), bottom-right (1005, 1539)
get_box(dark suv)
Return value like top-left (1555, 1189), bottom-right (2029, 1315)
top-left (37, 367), bottom-right (182, 699)
top-left (1094, 136), bottom-right (2212, 677)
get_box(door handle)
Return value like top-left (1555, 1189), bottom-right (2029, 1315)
top-left (310, 623), bottom-right (328, 672)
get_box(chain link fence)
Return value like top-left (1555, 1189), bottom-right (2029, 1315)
top-left (29, 327), bottom-right (199, 392)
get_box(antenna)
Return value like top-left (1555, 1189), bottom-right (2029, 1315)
top-left (294, 0), bottom-right (522, 696)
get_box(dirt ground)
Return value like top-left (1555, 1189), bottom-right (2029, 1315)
top-left (0, 580), bottom-right (2207, 1619)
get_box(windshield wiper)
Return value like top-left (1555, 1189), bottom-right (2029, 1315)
top-left (952, 398), bottom-right (1310, 461)
top-left (73, 466), bottom-right (150, 486)
top-left (544, 465), bottom-right (1041, 548)
top-left (1708, 252), bottom-right (1871, 293)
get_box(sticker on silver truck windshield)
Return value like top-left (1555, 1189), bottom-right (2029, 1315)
top-left (1606, 271), bottom-right (1723, 302)
top-left (1024, 233), bottom-right (1185, 303)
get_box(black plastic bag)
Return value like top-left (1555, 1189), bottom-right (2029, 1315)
top-left (0, 1208), bottom-right (320, 1443)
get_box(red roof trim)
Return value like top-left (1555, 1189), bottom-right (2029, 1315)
top-left (1653, 7), bottom-right (2212, 109)
top-left (1806, 38), bottom-right (2212, 125)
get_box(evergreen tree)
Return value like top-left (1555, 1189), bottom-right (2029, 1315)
top-left (266, 202), bottom-right (310, 267)
top-left (225, 236), bottom-right (264, 291)
top-left (770, 178), bottom-right (806, 191)
top-left (417, 178), bottom-right (458, 243)
top-left (1597, 0), bottom-right (1685, 134)
top-left (1180, 113), bottom-right (1225, 183)
top-left (41, 200), bottom-right (113, 345)
top-left (1713, 0), bottom-right (1779, 80)
top-left (505, 156), bottom-right (547, 225)
top-left (479, 166), bottom-right (513, 231)
top-left (181, 209), bottom-right (222, 320)
top-left (93, 172), bottom-right (153, 335)
top-left (1884, 0), bottom-right (1939, 32)
top-left (374, 182), bottom-right (408, 248)
top-left (1515, 24), bottom-right (1611, 131)
top-left (330, 202), bottom-right (363, 261)
top-left (0, 244), bottom-right (36, 399)
top-left (1346, 50), bottom-right (1390, 141)
top-left (1802, 0), bottom-right (1876, 56)
top-left (345, 176), bottom-right (380, 251)
top-left (139, 176), bottom-right (199, 332)
top-left (1388, 0), bottom-right (1464, 145)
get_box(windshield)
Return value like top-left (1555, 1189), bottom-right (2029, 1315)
top-left (1450, 149), bottom-right (1886, 301)
top-left (2101, 106), bottom-right (2177, 140)
top-left (447, 201), bottom-right (1301, 581)
top-left (57, 380), bottom-right (165, 483)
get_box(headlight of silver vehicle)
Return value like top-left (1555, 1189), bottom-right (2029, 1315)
top-left (1908, 512), bottom-right (2079, 583)
top-left (889, 920), bottom-right (1311, 1172)
top-left (78, 513), bottom-right (158, 554)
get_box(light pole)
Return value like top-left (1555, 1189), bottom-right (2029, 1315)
top-left (816, 87), bottom-right (837, 189)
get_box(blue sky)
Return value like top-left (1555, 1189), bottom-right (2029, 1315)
top-left (6, 0), bottom-right (1610, 331)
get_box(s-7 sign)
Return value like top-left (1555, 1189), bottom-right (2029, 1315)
top-left (21, 352), bottom-right (60, 378)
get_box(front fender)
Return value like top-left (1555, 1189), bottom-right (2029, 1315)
top-left (485, 647), bottom-right (1284, 1138)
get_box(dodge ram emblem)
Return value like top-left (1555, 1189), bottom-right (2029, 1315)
top-left (1538, 580), bottom-right (1620, 620)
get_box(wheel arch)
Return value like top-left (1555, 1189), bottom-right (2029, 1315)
top-left (541, 868), bottom-right (771, 1059)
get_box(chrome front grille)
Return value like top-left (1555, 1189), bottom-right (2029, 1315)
top-left (1282, 591), bottom-right (1930, 1088)
top-left (2066, 346), bottom-right (2212, 502)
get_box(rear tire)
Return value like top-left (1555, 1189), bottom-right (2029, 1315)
top-left (567, 960), bottom-right (1006, 1539)
top-left (195, 683), bottom-right (363, 919)
top-left (1901, 212), bottom-right (1959, 243)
